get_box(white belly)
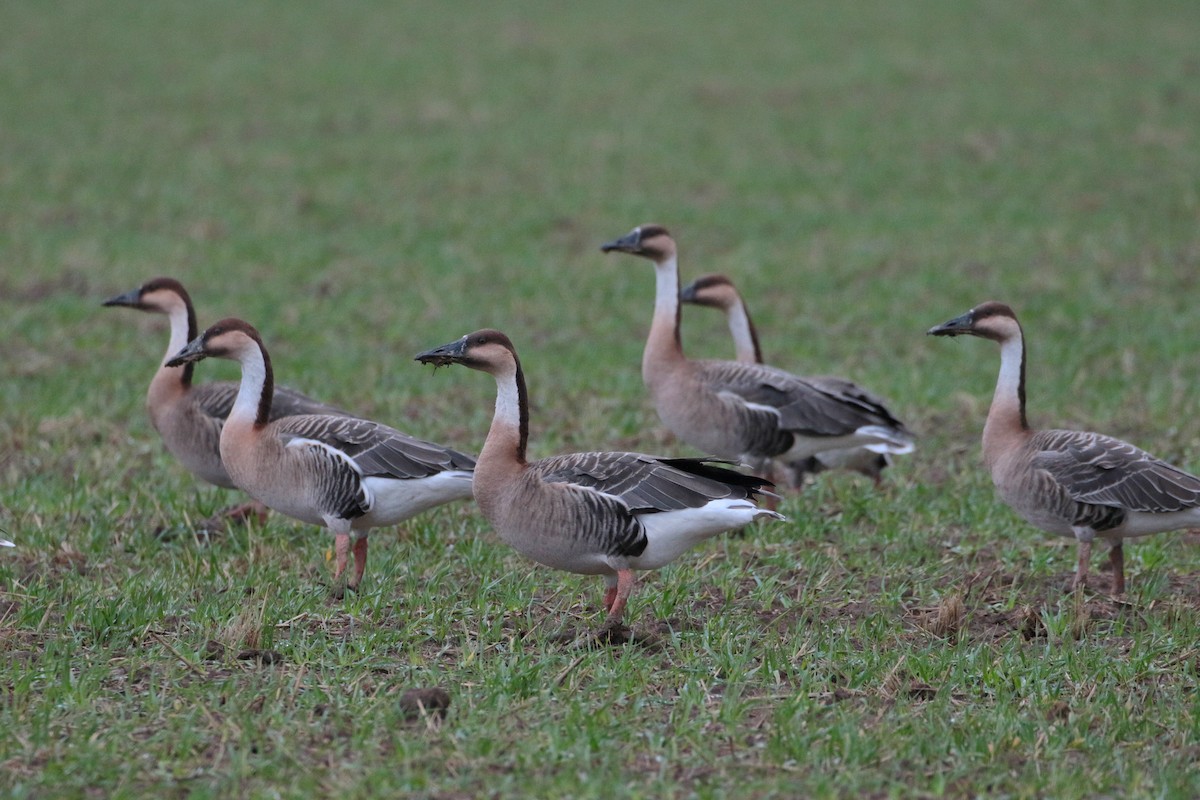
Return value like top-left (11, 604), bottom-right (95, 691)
top-left (779, 426), bottom-right (914, 463)
top-left (629, 499), bottom-right (779, 571)
top-left (1112, 508), bottom-right (1200, 539)
top-left (357, 471), bottom-right (475, 529)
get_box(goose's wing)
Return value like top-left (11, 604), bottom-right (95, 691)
top-left (698, 360), bottom-right (908, 438)
top-left (529, 452), bottom-right (771, 560)
top-left (534, 451), bottom-right (769, 513)
top-left (190, 381), bottom-right (241, 421)
top-left (189, 382), bottom-right (353, 421)
top-left (268, 385), bottom-right (356, 419)
top-left (256, 416), bottom-right (374, 521)
top-left (805, 375), bottom-right (912, 434)
top-left (1032, 429), bottom-right (1200, 514)
top-left (273, 415), bottom-right (476, 480)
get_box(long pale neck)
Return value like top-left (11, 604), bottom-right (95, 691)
top-left (643, 255), bottom-right (685, 383)
top-left (480, 360), bottom-right (529, 469)
top-left (982, 333), bottom-right (1029, 461)
top-left (726, 297), bottom-right (763, 364)
top-left (230, 343), bottom-right (274, 430)
top-left (156, 302), bottom-right (197, 387)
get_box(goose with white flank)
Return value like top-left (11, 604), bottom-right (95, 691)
top-left (680, 273), bottom-right (910, 486)
top-left (929, 301), bottom-right (1200, 594)
top-left (602, 225), bottom-right (914, 496)
top-left (0, 538), bottom-right (13, 548)
top-left (104, 278), bottom-right (356, 521)
top-left (167, 318), bottom-right (476, 594)
top-left (415, 329), bottom-right (783, 636)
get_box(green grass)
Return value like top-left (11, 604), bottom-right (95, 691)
top-left (4, 1), bottom-right (1200, 796)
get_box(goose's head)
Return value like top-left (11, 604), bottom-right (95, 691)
top-left (600, 224), bottom-right (677, 264)
top-left (103, 277), bottom-right (194, 318)
top-left (927, 301), bottom-right (1022, 343)
top-left (167, 318), bottom-right (263, 366)
top-left (680, 274), bottom-right (741, 311)
top-left (416, 329), bottom-right (519, 377)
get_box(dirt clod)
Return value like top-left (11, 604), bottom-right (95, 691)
top-left (592, 620), bottom-right (633, 645)
top-left (930, 592), bottom-right (966, 638)
top-left (1046, 700), bottom-right (1071, 721)
top-left (399, 687), bottom-right (451, 720)
top-left (1019, 606), bottom-right (1046, 640)
top-left (237, 648), bottom-right (283, 665)
top-left (907, 680), bottom-right (937, 701)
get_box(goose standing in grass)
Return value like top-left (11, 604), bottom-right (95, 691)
top-left (167, 318), bottom-right (476, 594)
top-left (104, 278), bottom-right (355, 522)
top-left (601, 225), bottom-right (914, 498)
top-left (928, 301), bottom-right (1200, 594)
top-left (680, 273), bottom-right (910, 486)
top-left (415, 329), bottom-right (783, 637)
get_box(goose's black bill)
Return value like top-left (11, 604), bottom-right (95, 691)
top-left (600, 229), bottom-right (641, 253)
top-left (166, 336), bottom-right (209, 367)
top-left (102, 288), bottom-right (142, 308)
top-left (927, 311), bottom-right (974, 337)
top-left (414, 337), bottom-right (468, 368)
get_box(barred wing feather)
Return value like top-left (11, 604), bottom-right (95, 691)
top-left (274, 416), bottom-right (476, 480)
top-left (698, 360), bottom-right (908, 437)
top-left (534, 452), bottom-right (768, 513)
top-left (192, 381), bottom-right (353, 421)
top-left (1032, 430), bottom-right (1200, 514)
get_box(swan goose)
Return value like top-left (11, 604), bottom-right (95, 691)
top-left (601, 225), bottom-right (915, 490)
top-left (167, 318), bottom-right (476, 592)
top-left (415, 329), bottom-right (783, 633)
top-left (928, 301), bottom-right (1200, 594)
top-left (680, 272), bottom-right (909, 486)
top-left (103, 278), bottom-right (356, 520)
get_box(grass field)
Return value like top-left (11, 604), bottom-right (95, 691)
top-left (3, 1), bottom-right (1200, 797)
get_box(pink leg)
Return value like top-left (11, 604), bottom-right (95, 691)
top-left (604, 569), bottom-right (636, 625)
top-left (1073, 539), bottom-right (1092, 591)
top-left (350, 537), bottom-right (368, 590)
top-left (1109, 542), bottom-right (1125, 595)
top-left (603, 584), bottom-right (618, 612)
top-left (333, 534), bottom-right (350, 582)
